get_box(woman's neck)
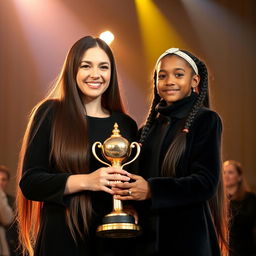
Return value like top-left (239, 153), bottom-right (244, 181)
top-left (226, 185), bottom-right (238, 197)
top-left (84, 97), bottom-right (109, 117)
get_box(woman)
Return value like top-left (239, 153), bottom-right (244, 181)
top-left (223, 160), bottom-right (256, 256)
top-left (16, 36), bottom-right (137, 256)
top-left (113, 48), bottom-right (229, 255)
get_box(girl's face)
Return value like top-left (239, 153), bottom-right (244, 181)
top-left (223, 164), bottom-right (241, 188)
top-left (156, 55), bottom-right (199, 105)
top-left (76, 46), bottom-right (111, 101)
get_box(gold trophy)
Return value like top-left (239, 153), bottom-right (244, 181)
top-left (92, 123), bottom-right (141, 238)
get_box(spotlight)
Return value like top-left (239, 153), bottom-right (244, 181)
top-left (99, 31), bottom-right (114, 45)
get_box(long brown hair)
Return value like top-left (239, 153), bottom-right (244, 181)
top-left (140, 50), bottom-right (229, 255)
top-left (16, 36), bottom-right (125, 256)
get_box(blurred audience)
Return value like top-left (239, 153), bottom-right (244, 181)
top-left (0, 165), bottom-right (19, 256)
top-left (223, 160), bottom-right (256, 256)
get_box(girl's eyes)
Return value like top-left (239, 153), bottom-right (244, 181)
top-left (175, 73), bottom-right (184, 78)
top-left (158, 74), bottom-right (166, 79)
top-left (158, 73), bottom-right (184, 79)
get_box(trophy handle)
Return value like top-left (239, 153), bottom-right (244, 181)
top-left (121, 142), bottom-right (141, 169)
top-left (92, 142), bottom-right (111, 167)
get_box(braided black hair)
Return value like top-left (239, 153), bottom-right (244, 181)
top-left (139, 72), bottom-right (161, 144)
top-left (182, 50), bottom-right (209, 132)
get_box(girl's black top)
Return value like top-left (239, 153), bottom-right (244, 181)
top-left (19, 100), bottom-right (138, 256)
top-left (135, 93), bottom-right (223, 256)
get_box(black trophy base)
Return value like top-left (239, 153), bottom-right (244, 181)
top-left (96, 212), bottom-right (141, 238)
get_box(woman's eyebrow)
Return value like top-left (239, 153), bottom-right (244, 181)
top-left (80, 60), bottom-right (110, 65)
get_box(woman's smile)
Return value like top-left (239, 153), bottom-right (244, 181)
top-left (85, 81), bottom-right (103, 89)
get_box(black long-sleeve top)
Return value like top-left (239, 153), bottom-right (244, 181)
top-left (135, 93), bottom-right (222, 256)
top-left (19, 100), bottom-right (138, 256)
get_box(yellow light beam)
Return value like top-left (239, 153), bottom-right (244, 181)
top-left (135, 0), bottom-right (187, 71)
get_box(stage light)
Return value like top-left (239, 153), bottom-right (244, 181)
top-left (135, 0), bottom-right (187, 70)
top-left (99, 31), bottom-right (114, 45)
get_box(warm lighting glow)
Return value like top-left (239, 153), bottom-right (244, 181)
top-left (135, 0), bottom-right (187, 70)
top-left (99, 31), bottom-right (115, 45)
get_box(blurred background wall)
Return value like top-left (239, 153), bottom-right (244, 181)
top-left (0, 0), bottom-right (255, 196)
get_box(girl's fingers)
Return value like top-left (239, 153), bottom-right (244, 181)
top-left (112, 187), bottom-right (131, 195)
top-left (111, 182), bottom-right (131, 189)
top-left (127, 173), bottom-right (139, 180)
top-left (114, 194), bottom-right (132, 201)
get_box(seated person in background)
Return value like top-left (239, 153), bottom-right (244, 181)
top-left (223, 160), bottom-right (256, 256)
top-left (0, 165), bottom-right (14, 256)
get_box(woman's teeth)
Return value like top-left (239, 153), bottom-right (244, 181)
top-left (86, 82), bottom-right (101, 88)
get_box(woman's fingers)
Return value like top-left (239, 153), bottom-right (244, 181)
top-left (108, 173), bottom-right (130, 182)
top-left (102, 186), bottom-right (115, 195)
top-left (104, 167), bottom-right (130, 182)
top-left (106, 167), bottom-right (129, 176)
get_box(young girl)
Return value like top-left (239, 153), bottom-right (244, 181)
top-left (113, 48), bottom-right (229, 255)
top-left (16, 36), bottom-right (137, 256)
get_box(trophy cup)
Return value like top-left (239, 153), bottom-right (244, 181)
top-left (92, 123), bottom-right (141, 238)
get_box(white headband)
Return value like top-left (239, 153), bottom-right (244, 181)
top-left (156, 48), bottom-right (198, 75)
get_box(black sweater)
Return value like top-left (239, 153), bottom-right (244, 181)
top-left (19, 100), bottom-right (138, 256)
top-left (135, 93), bottom-right (222, 256)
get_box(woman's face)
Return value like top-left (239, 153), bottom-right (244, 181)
top-left (0, 172), bottom-right (8, 191)
top-left (223, 163), bottom-right (241, 188)
top-left (156, 55), bottom-right (199, 105)
top-left (76, 46), bottom-right (111, 101)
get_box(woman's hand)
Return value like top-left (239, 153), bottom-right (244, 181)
top-left (84, 167), bottom-right (131, 194)
top-left (112, 173), bottom-right (151, 201)
top-left (64, 167), bottom-right (130, 195)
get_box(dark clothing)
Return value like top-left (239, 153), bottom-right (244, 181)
top-left (5, 195), bottom-right (21, 256)
top-left (136, 93), bottom-right (222, 255)
top-left (19, 100), bottom-right (138, 256)
top-left (229, 192), bottom-right (256, 256)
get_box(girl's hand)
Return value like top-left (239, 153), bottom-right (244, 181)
top-left (112, 173), bottom-right (151, 201)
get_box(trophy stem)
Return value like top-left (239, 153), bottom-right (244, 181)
top-left (111, 161), bottom-right (124, 212)
top-left (113, 198), bottom-right (122, 212)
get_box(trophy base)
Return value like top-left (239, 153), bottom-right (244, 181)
top-left (96, 212), bottom-right (141, 238)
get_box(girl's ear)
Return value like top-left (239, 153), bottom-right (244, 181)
top-left (191, 74), bottom-right (200, 91)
